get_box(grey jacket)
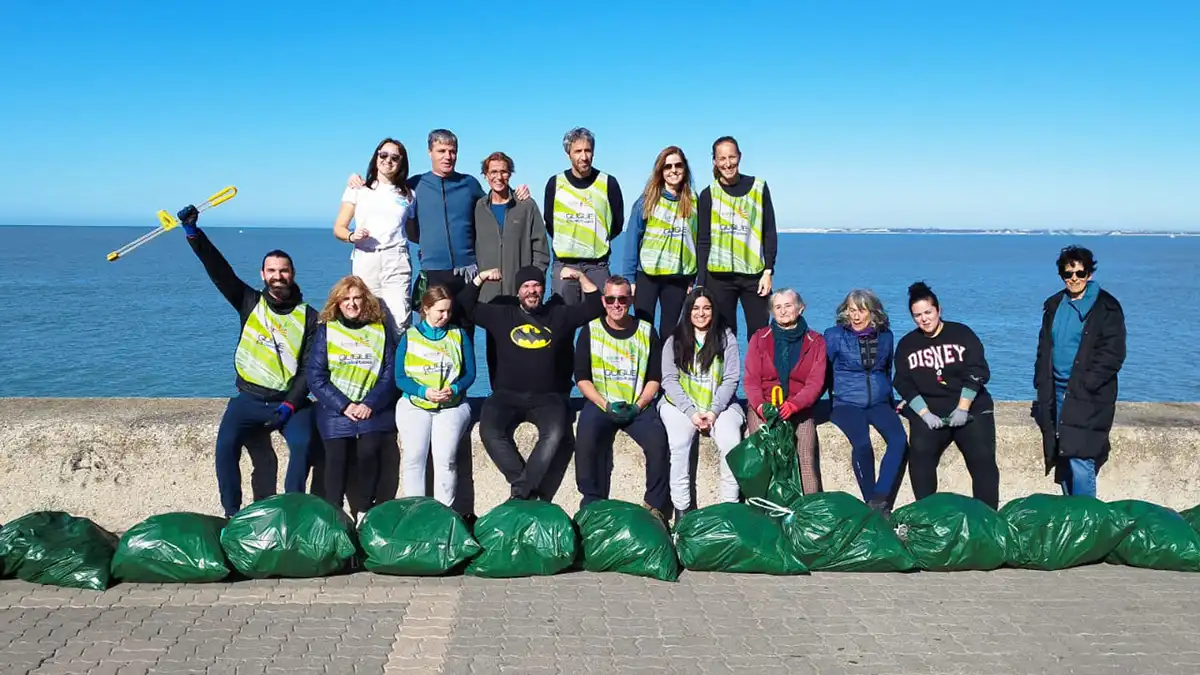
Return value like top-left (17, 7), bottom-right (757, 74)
top-left (473, 194), bottom-right (550, 302)
top-left (660, 329), bottom-right (741, 417)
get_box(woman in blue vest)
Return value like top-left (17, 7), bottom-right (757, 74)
top-left (308, 275), bottom-right (398, 524)
top-left (622, 145), bottom-right (699, 338)
top-left (657, 287), bottom-right (744, 517)
top-left (394, 285), bottom-right (476, 507)
top-left (823, 289), bottom-right (908, 515)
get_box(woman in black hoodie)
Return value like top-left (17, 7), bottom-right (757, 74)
top-left (893, 281), bottom-right (999, 509)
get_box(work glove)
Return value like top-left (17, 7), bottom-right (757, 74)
top-left (177, 205), bottom-right (200, 237)
top-left (607, 401), bottom-right (639, 424)
top-left (946, 409), bottom-right (971, 427)
top-left (265, 402), bottom-right (295, 429)
top-left (919, 411), bottom-right (944, 430)
top-left (778, 401), bottom-right (800, 421)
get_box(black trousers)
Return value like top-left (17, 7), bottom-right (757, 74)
top-left (904, 406), bottom-right (1000, 509)
top-left (479, 391), bottom-right (569, 499)
top-left (574, 402), bottom-right (671, 513)
top-left (634, 271), bottom-right (693, 339)
top-left (323, 433), bottom-right (387, 513)
top-left (705, 272), bottom-right (769, 337)
top-left (422, 269), bottom-right (473, 333)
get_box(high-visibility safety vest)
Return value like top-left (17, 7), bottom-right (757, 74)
top-left (588, 318), bottom-right (652, 405)
top-left (707, 177), bottom-right (766, 275)
top-left (403, 326), bottom-right (465, 410)
top-left (666, 338), bottom-right (722, 411)
top-left (638, 194), bottom-right (698, 276)
top-left (234, 298), bottom-right (308, 391)
top-left (552, 172), bottom-right (613, 259)
top-left (326, 320), bottom-right (386, 403)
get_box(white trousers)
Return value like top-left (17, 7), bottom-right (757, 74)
top-left (352, 246), bottom-right (412, 336)
top-left (657, 399), bottom-right (746, 509)
top-left (395, 397), bottom-right (472, 507)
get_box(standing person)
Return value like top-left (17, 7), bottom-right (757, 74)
top-left (474, 151), bottom-right (551, 386)
top-left (307, 276), bottom-right (397, 523)
top-left (333, 138), bottom-right (415, 336)
top-left (894, 281), bottom-right (999, 509)
top-left (177, 206), bottom-right (319, 518)
top-left (346, 130), bottom-right (531, 331)
top-left (623, 145), bottom-right (698, 338)
top-left (459, 266), bottom-right (603, 500)
top-left (658, 288), bottom-right (744, 516)
top-left (696, 136), bottom-right (778, 337)
top-left (573, 275), bottom-right (672, 522)
top-left (824, 289), bottom-right (908, 515)
top-left (394, 286), bottom-right (476, 508)
top-left (744, 289), bottom-right (827, 495)
top-left (543, 127), bottom-right (625, 305)
top-left (1033, 246), bottom-right (1126, 497)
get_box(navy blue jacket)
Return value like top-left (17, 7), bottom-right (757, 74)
top-left (307, 320), bottom-right (398, 440)
top-left (408, 172), bottom-right (486, 271)
top-left (823, 325), bottom-right (896, 409)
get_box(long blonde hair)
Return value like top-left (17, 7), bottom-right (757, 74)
top-left (319, 275), bottom-right (386, 324)
top-left (640, 145), bottom-right (695, 220)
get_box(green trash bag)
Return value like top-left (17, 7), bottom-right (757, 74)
top-left (0, 511), bottom-right (117, 590)
top-left (111, 512), bottom-right (230, 583)
top-left (1104, 500), bottom-right (1200, 572)
top-left (359, 497), bottom-right (481, 576)
top-left (754, 493), bottom-right (917, 572)
top-left (575, 500), bottom-right (680, 582)
top-left (673, 502), bottom-right (808, 575)
top-left (220, 494), bottom-right (358, 579)
top-left (725, 404), bottom-right (805, 504)
top-left (891, 493), bottom-right (1011, 571)
top-left (466, 500), bottom-right (577, 578)
top-left (1181, 505), bottom-right (1200, 535)
top-left (1001, 494), bottom-right (1133, 570)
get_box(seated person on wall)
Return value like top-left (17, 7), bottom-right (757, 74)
top-left (744, 288), bottom-right (827, 495)
top-left (824, 289), bottom-right (908, 516)
top-left (1033, 245), bottom-right (1126, 498)
top-left (177, 205), bottom-right (319, 518)
top-left (658, 287), bottom-right (745, 521)
top-left (393, 285), bottom-right (476, 510)
top-left (458, 265), bottom-right (603, 500)
top-left (307, 276), bottom-right (397, 525)
top-left (573, 275), bottom-right (672, 523)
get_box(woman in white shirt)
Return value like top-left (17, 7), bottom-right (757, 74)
top-left (334, 138), bottom-right (416, 336)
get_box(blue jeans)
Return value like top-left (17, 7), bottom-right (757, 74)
top-left (215, 393), bottom-right (316, 516)
top-left (1059, 457), bottom-right (1097, 497)
top-left (830, 403), bottom-right (908, 505)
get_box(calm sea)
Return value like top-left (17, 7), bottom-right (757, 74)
top-left (1, 225), bottom-right (1195, 402)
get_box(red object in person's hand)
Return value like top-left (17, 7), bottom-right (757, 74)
top-left (778, 401), bottom-right (800, 420)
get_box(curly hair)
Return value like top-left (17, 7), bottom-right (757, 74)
top-left (835, 288), bottom-right (889, 331)
top-left (319, 275), bottom-right (386, 324)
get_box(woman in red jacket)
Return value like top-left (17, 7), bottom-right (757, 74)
top-left (744, 288), bottom-right (827, 494)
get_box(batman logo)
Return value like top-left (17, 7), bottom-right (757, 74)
top-left (510, 323), bottom-right (552, 349)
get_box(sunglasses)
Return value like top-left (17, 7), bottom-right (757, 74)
top-left (377, 152), bottom-right (402, 163)
top-left (603, 295), bottom-right (632, 306)
top-left (1059, 269), bottom-right (1089, 280)
top-left (663, 162), bottom-right (685, 171)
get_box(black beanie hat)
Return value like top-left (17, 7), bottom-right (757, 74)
top-left (515, 266), bottom-right (544, 288)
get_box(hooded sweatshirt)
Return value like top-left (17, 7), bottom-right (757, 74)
top-left (407, 171), bottom-right (486, 271)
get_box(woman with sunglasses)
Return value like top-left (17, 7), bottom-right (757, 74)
top-left (621, 146), bottom-right (698, 337)
top-left (658, 288), bottom-right (744, 517)
top-left (894, 281), bottom-right (999, 509)
top-left (333, 138), bottom-right (416, 336)
top-left (307, 275), bottom-right (397, 524)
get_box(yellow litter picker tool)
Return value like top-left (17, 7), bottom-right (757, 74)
top-left (106, 186), bottom-right (237, 262)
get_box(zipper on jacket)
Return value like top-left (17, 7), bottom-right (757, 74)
top-left (441, 178), bottom-right (456, 268)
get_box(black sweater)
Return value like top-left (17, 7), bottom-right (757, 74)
top-left (696, 174), bottom-right (778, 286)
top-left (186, 229), bottom-right (318, 408)
top-left (459, 281), bottom-right (603, 394)
top-left (542, 169), bottom-right (625, 264)
top-left (894, 321), bottom-right (992, 417)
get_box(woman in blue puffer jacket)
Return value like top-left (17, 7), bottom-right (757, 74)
top-left (308, 275), bottom-right (398, 523)
top-left (823, 289), bottom-right (907, 515)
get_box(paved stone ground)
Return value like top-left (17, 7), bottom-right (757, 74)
top-left (2, 565), bottom-right (1199, 675)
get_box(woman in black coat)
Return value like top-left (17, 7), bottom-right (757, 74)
top-left (1033, 246), bottom-right (1126, 497)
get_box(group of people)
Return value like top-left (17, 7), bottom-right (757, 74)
top-left (180, 126), bottom-right (1127, 524)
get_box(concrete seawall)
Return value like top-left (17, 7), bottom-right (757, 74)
top-left (2, 398), bottom-right (1198, 531)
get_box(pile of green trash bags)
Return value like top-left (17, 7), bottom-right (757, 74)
top-left (725, 403), bottom-right (806, 505)
top-left (0, 511), bottom-right (118, 590)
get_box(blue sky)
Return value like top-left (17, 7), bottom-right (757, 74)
top-left (1, 1), bottom-right (1197, 231)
